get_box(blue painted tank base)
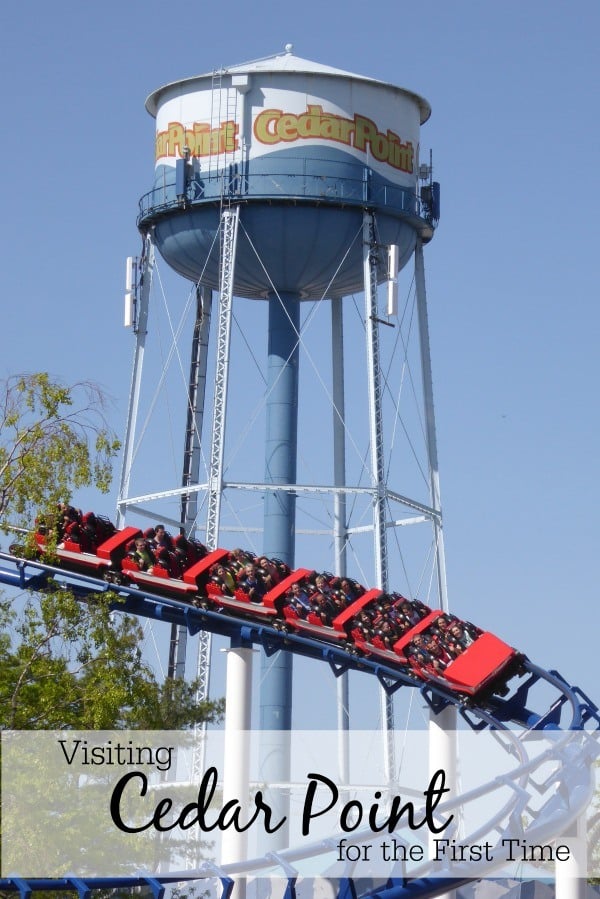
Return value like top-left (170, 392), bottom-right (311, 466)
top-left (141, 148), bottom-right (431, 298)
top-left (152, 203), bottom-right (417, 299)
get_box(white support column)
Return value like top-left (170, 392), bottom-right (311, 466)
top-left (363, 211), bottom-right (395, 781)
top-left (221, 642), bottom-right (253, 899)
top-left (116, 236), bottom-right (154, 528)
top-left (428, 705), bottom-right (456, 802)
top-left (555, 816), bottom-right (588, 899)
top-left (429, 703), bottom-right (458, 899)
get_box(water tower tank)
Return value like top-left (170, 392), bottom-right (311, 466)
top-left (138, 47), bottom-right (435, 299)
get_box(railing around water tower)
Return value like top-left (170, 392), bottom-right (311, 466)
top-left (137, 156), bottom-right (439, 237)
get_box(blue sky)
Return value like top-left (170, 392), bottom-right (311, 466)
top-left (1, 0), bottom-right (599, 730)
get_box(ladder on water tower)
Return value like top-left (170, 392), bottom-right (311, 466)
top-left (210, 69), bottom-right (239, 199)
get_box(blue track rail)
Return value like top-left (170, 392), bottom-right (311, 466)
top-left (0, 551), bottom-right (598, 899)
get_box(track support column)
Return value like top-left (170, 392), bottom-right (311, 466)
top-left (221, 638), bottom-right (253, 899)
top-left (556, 816), bottom-right (587, 899)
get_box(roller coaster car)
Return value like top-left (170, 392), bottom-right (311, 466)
top-left (271, 571), bottom-right (363, 644)
top-left (334, 588), bottom-right (386, 651)
top-left (336, 591), bottom-right (429, 663)
top-left (392, 613), bottom-right (519, 696)
top-left (122, 553), bottom-right (199, 600)
top-left (262, 568), bottom-right (314, 621)
top-left (441, 633), bottom-right (520, 696)
top-left (182, 550), bottom-right (279, 620)
top-left (22, 520), bottom-right (521, 700)
top-left (35, 526), bottom-right (142, 580)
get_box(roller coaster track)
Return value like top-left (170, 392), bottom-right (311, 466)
top-left (0, 550), bottom-right (598, 899)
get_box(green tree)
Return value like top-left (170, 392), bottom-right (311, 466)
top-left (0, 370), bottom-right (224, 729)
top-left (0, 373), bottom-right (223, 885)
top-left (0, 372), bottom-right (224, 730)
top-left (0, 589), bottom-right (223, 730)
top-left (0, 590), bottom-right (223, 879)
top-left (0, 372), bottom-right (121, 527)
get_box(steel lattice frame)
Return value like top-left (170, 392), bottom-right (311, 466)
top-left (193, 205), bottom-right (240, 784)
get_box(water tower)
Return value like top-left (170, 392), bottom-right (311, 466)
top-left (117, 45), bottom-right (445, 817)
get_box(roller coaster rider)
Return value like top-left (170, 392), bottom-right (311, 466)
top-left (129, 535), bottom-right (155, 572)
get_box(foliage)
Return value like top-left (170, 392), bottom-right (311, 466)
top-left (0, 372), bottom-right (225, 890)
top-left (0, 372), bottom-right (121, 529)
top-left (0, 588), bottom-right (224, 731)
top-left (0, 590), bottom-right (224, 880)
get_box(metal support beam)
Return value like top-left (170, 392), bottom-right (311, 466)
top-left (414, 238), bottom-right (448, 612)
top-left (332, 296), bottom-right (350, 784)
top-left (181, 285), bottom-right (212, 534)
top-left (192, 208), bottom-right (238, 786)
top-left (363, 212), bottom-right (389, 592)
top-left (116, 236), bottom-right (154, 529)
top-left (416, 237), bottom-right (457, 891)
top-left (168, 285), bottom-right (213, 683)
top-left (363, 211), bottom-right (394, 782)
top-left (206, 206), bottom-right (240, 551)
top-left (118, 480), bottom-right (442, 521)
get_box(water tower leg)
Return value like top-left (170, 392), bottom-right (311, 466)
top-left (167, 623), bottom-right (187, 680)
top-left (117, 236), bottom-right (154, 528)
top-left (416, 238), bottom-right (457, 893)
top-left (332, 296), bottom-right (350, 786)
top-left (363, 211), bottom-right (395, 782)
top-left (262, 290), bottom-right (300, 568)
top-left (181, 285), bottom-right (212, 533)
top-left (414, 238), bottom-right (448, 611)
top-left (169, 286), bottom-right (213, 681)
top-left (206, 207), bottom-right (239, 547)
top-left (193, 207), bottom-right (238, 789)
top-left (259, 290), bottom-right (300, 847)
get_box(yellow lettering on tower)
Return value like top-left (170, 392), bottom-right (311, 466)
top-left (154, 120), bottom-right (240, 160)
top-left (254, 109), bottom-right (281, 144)
top-left (278, 113), bottom-right (299, 142)
top-left (337, 118), bottom-right (355, 145)
top-left (353, 114), bottom-right (377, 153)
top-left (193, 123), bottom-right (211, 156)
top-left (167, 122), bottom-right (186, 157)
top-left (297, 105), bottom-right (323, 138)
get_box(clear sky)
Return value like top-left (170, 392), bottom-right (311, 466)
top-left (1, 0), bottom-right (599, 731)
